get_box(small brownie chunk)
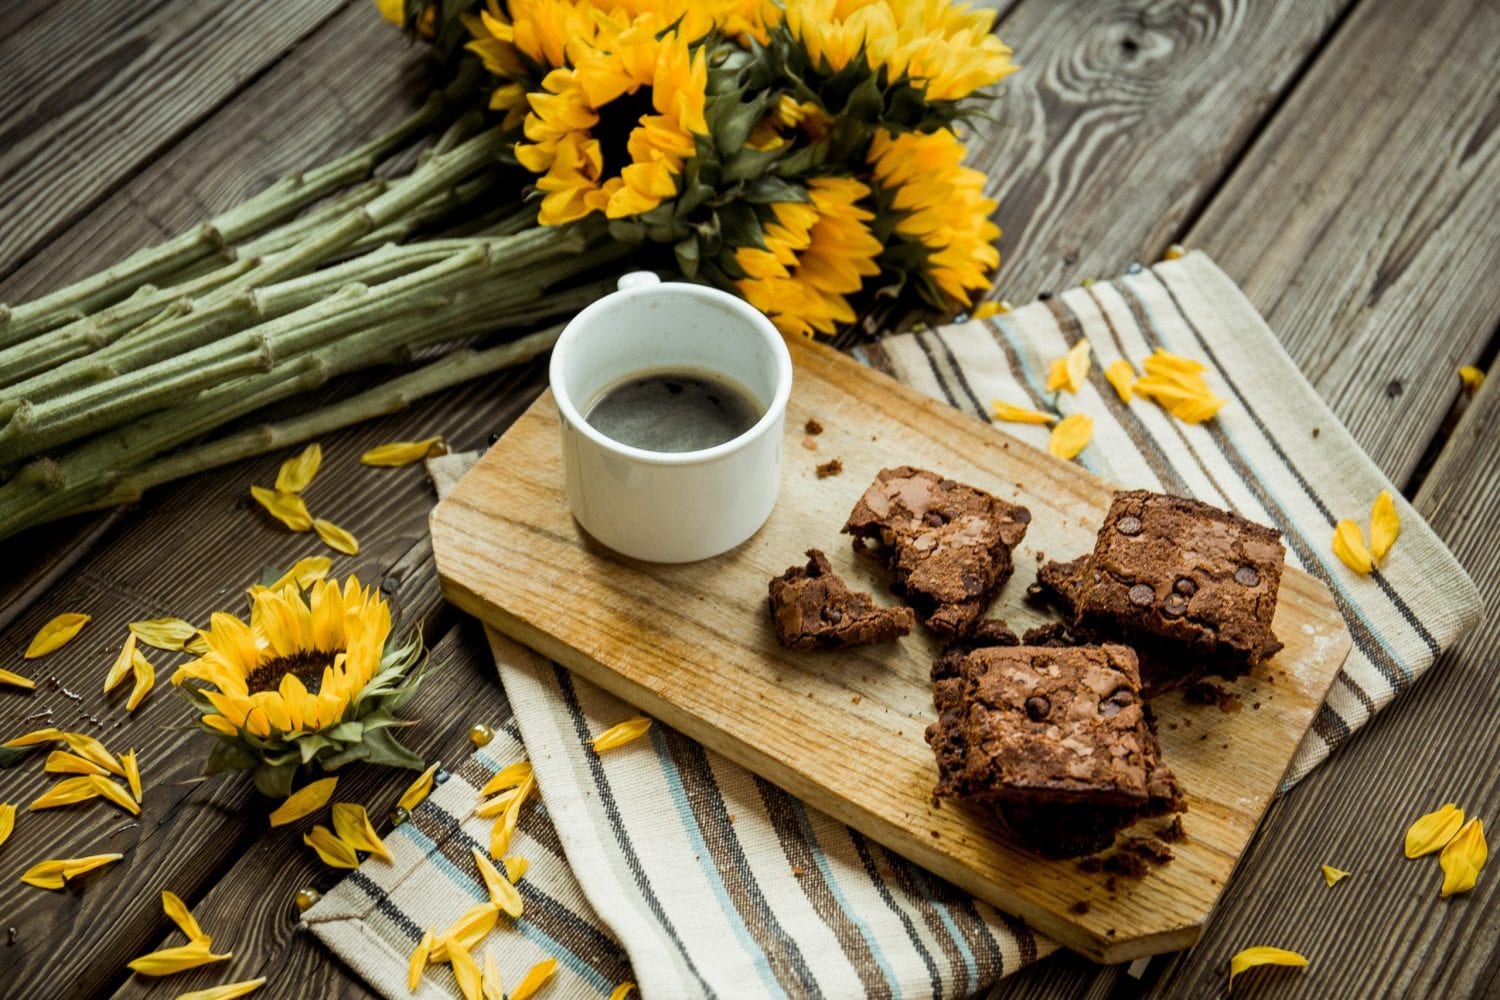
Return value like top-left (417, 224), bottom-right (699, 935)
top-left (843, 466), bottom-right (1030, 637)
top-left (769, 549), bottom-right (915, 651)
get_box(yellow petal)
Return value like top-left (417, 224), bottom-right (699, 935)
top-left (1370, 490), bottom-right (1400, 564)
top-left (480, 761), bottom-right (533, 797)
top-left (105, 633), bottom-right (138, 694)
top-left (1049, 413), bottom-right (1093, 460)
top-left (1439, 818), bottom-right (1486, 897)
top-left (971, 301), bottom-right (1000, 320)
top-left (0, 667), bottom-right (37, 689)
top-left (0, 803), bottom-right (14, 849)
top-left (483, 950), bottom-right (505, 1000)
top-left (304, 825), bottom-right (361, 869)
top-left (163, 889), bottom-right (209, 944)
top-left (19, 852), bottom-right (122, 889)
top-left (430, 903), bottom-right (500, 962)
top-left (502, 856), bottom-right (529, 884)
top-left (90, 775), bottom-right (141, 815)
top-left (1320, 864), bottom-right (1350, 888)
top-left (476, 786), bottom-right (525, 819)
top-left (313, 518), bottom-right (360, 556)
top-left (24, 612), bottom-right (90, 658)
top-left (121, 749), bottom-right (143, 803)
top-left (1405, 803), bottom-right (1465, 858)
top-left (263, 556), bottom-right (333, 594)
top-left (1104, 359), bottom-right (1136, 403)
top-left (448, 937), bottom-right (484, 1000)
top-left (44, 750), bottom-right (110, 776)
top-left (63, 731), bottom-right (126, 775)
top-left (991, 400), bottom-right (1056, 425)
top-left (408, 930), bottom-right (434, 993)
top-left (591, 716), bottom-right (652, 753)
top-left (360, 437), bottom-right (447, 467)
top-left (510, 958), bottom-right (559, 1000)
top-left (609, 984), bottom-right (637, 1000)
top-left (30, 776), bottom-right (102, 811)
top-left (127, 648), bottom-right (156, 712)
top-left (276, 443), bottom-right (323, 493)
top-left (128, 940), bottom-right (232, 976)
top-left (129, 618), bottom-right (199, 652)
top-left (471, 847), bottom-right (524, 917)
top-left (1227, 946), bottom-right (1308, 990)
top-left (399, 763), bottom-right (439, 812)
top-left (1044, 356), bottom-right (1068, 392)
top-left (1458, 364), bottom-right (1484, 396)
top-left (332, 802), bottom-right (392, 862)
top-left (4, 727), bottom-right (63, 747)
top-left (173, 977), bottom-right (267, 1000)
top-left (1332, 520), bottom-right (1373, 575)
top-left (269, 777), bottom-right (338, 828)
top-left (250, 485), bottom-right (313, 532)
top-left (1168, 393), bottom-right (1227, 424)
top-left (1143, 347), bottom-right (1208, 376)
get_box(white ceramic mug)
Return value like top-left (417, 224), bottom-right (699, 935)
top-left (548, 272), bottom-right (793, 563)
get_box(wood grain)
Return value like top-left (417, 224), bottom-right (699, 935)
top-left (431, 338), bottom-right (1352, 964)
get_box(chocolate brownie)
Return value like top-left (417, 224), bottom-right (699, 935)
top-left (843, 467), bottom-right (1030, 638)
top-left (768, 549), bottom-right (915, 651)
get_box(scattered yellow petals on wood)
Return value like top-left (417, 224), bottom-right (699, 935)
top-left (398, 762), bottom-right (439, 812)
top-left (482, 950), bottom-right (505, 1000)
top-left (991, 400), bottom-right (1057, 425)
top-left (448, 937), bottom-right (484, 1000)
top-left (430, 903), bottom-right (500, 962)
top-left (163, 890), bottom-right (209, 944)
top-left (129, 618), bottom-right (199, 652)
top-left (332, 802), bottom-right (392, 862)
top-left (276, 443), bottom-right (323, 494)
top-left (121, 749), bottom-right (143, 803)
top-left (89, 775), bottom-right (141, 815)
top-left (502, 856), bottom-right (529, 884)
top-left (172, 977), bottom-right (267, 1000)
top-left (1104, 359), bottom-right (1136, 403)
top-left (408, 930), bottom-right (434, 993)
top-left (105, 633), bottom-right (138, 694)
top-left (1045, 340), bottom-right (1092, 393)
top-left (970, 301), bottom-right (1000, 320)
top-left (1049, 413), bottom-right (1093, 460)
top-left (63, 731), bottom-right (126, 775)
top-left (1227, 946), bottom-right (1308, 992)
top-left (481, 761), bottom-right (534, 797)
top-left (1332, 520), bottom-right (1373, 575)
top-left (0, 803), bottom-right (14, 849)
top-left (304, 825), bottom-right (360, 869)
top-left (269, 777), bottom-right (338, 828)
top-left (1370, 490), bottom-right (1400, 565)
top-left (250, 486), bottom-right (313, 532)
top-left (1320, 864), bottom-right (1350, 887)
top-left (471, 847), bottom-right (523, 918)
top-left (1405, 803), bottom-right (1464, 857)
top-left (510, 957), bottom-right (559, 1000)
top-left (313, 518), bottom-right (360, 556)
top-left (44, 750), bottom-right (110, 777)
top-left (609, 983), bottom-right (636, 1000)
top-left (25, 612), bottom-right (90, 658)
top-left (591, 716), bottom-right (653, 753)
top-left (30, 776), bottom-right (102, 811)
top-left (19, 852), bottom-right (123, 889)
top-left (263, 556), bottom-right (333, 594)
top-left (4, 727), bottom-right (63, 747)
top-left (360, 437), bottom-right (446, 467)
top-left (0, 667), bottom-right (37, 689)
top-left (1439, 818), bottom-right (1486, 897)
top-left (1458, 364), bottom-right (1484, 395)
top-left (128, 940), bottom-right (232, 976)
top-left (127, 648), bottom-right (156, 712)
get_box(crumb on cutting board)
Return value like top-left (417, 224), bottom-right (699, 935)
top-left (816, 458), bottom-right (843, 478)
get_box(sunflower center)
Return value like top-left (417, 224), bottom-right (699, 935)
top-left (594, 88), bottom-right (657, 179)
top-left (245, 649), bottom-right (339, 695)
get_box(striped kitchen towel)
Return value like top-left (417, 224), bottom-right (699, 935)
top-left (305, 251), bottom-right (1480, 998)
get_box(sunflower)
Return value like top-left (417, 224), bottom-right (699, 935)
top-left (462, 0), bottom-right (600, 128)
top-left (735, 176), bottom-right (883, 338)
top-left (867, 126), bottom-right (998, 308)
top-left (174, 576), bottom-right (426, 796)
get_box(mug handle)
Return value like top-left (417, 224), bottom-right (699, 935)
top-left (616, 271), bottom-right (661, 291)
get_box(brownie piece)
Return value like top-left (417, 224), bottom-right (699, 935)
top-left (769, 549), bottom-right (915, 651)
top-left (843, 467), bottom-right (1030, 637)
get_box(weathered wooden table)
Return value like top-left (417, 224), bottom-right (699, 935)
top-left (1, 1), bottom-right (1495, 998)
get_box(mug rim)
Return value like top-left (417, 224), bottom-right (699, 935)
top-left (548, 277), bottom-right (793, 467)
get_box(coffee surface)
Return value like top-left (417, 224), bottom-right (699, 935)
top-left (584, 367), bottom-right (763, 453)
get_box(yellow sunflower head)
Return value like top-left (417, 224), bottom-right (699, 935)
top-left (867, 126), bottom-right (999, 309)
top-left (734, 176), bottom-right (883, 338)
top-left (175, 576), bottom-right (426, 796)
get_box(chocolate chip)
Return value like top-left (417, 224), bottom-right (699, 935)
top-left (1024, 696), bottom-right (1051, 721)
top-left (1234, 565), bottom-right (1260, 587)
top-left (962, 573), bottom-right (985, 597)
top-left (1162, 592), bottom-right (1188, 618)
top-left (1116, 515), bottom-right (1142, 536)
top-left (923, 510), bottom-right (950, 527)
top-left (1128, 583), bottom-right (1155, 606)
top-left (822, 607), bottom-right (843, 624)
top-left (1174, 577), bottom-right (1196, 596)
top-left (1099, 688), bottom-right (1135, 716)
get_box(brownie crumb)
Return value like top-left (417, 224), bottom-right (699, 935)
top-left (805, 418), bottom-right (824, 435)
top-left (801, 436), bottom-right (819, 450)
top-left (1185, 680), bottom-right (1225, 706)
top-left (768, 549), bottom-right (915, 650)
top-left (1104, 876), bottom-right (1118, 893)
top-left (1121, 835), bottom-right (1175, 866)
top-left (1071, 901), bottom-right (1090, 915)
top-left (816, 458), bottom-right (844, 478)
top-left (851, 694), bottom-right (862, 704)
top-left (791, 865), bottom-right (805, 877)
top-left (1157, 816), bottom-right (1186, 842)
top-left (728, 814), bottom-right (736, 824)
top-left (1078, 856), bottom-right (1105, 874)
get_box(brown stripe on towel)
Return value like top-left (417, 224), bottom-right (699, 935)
top-left (877, 845), bottom-right (973, 996)
top-left (981, 316), bottom-right (1059, 413)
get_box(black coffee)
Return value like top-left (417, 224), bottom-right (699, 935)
top-left (584, 367), bottom-right (763, 453)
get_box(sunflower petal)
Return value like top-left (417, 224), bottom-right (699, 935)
top-left (1049, 413), bottom-right (1093, 460)
top-left (0, 803), bottom-right (14, 848)
top-left (1227, 946), bottom-right (1308, 990)
top-left (502, 856), bottom-right (529, 884)
top-left (332, 802), bottom-right (392, 862)
top-left (63, 732), bottom-right (126, 775)
top-left (127, 648), bottom-right (156, 712)
top-left (360, 437), bottom-right (447, 467)
top-left (276, 443), bottom-right (323, 494)
top-left (128, 618), bottom-right (199, 652)
top-left (250, 486), bottom-right (313, 532)
top-left (1104, 359), bottom-right (1136, 403)
top-left (24, 613), bottom-right (90, 658)
top-left (120, 749), bottom-right (143, 803)
top-left (44, 750), bottom-right (110, 776)
top-left (20, 852), bottom-right (122, 889)
top-left (1406, 803), bottom-right (1465, 857)
top-left (398, 762), bottom-right (439, 812)
top-left (991, 400), bottom-right (1056, 425)
top-left (262, 556), bottom-right (333, 594)
top-left (104, 633), bottom-right (138, 694)
top-left (3, 727), bottom-right (63, 747)
top-left (447, 937), bottom-right (484, 1000)
top-left (1458, 364), bottom-right (1484, 395)
top-left (1370, 490), bottom-right (1400, 564)
top-left (89, 775), bottom-right (141, 815)
top-left (1439, 818), bottom-right (1487, 897)
top-left (30, 776), bottom-right (102, 811)
top-left (511, 958), bottom-right (559, 1000)
top-left (471, 847), bottom-right (524, 917)
top-left (430, 903), bottom-right (500, 962)
top-left (127, 940), bottom-right (231, 976)
top-left (483, 950), bottom-right (505, 1000)
top-left (173, 978), bottom-right (267, 1000)
top-left (609, 984), bottom-right (637, 1000)
top-left (480, 760), bottom-right (533, 797)
top-left (408, 929), bottom-right (434, 993)
top-left (0, 667), bottom-right (36, 689)
top-left (163, 889), bottom-right (209, 944)
top-left (1320, 864), bottom-right (1350, 888)
top-left (269, 777), bottom-right (338, 828)
top-left (591, 717), bottom-right (652, 753)
top-left (313, 519), bottom-right (360, 556)
top-left (304, 824), bottom-right (360, 869)
top-left (1332, 520), bottom-right (1373, 575)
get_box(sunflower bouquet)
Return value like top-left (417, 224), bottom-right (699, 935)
top-left (0, 0), bottom-right (1014, 540)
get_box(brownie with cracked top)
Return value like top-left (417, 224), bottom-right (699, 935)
top-left (769, 549), bottom-right (915, 651)
top-left (843, 466), bottom-right (1030, 637)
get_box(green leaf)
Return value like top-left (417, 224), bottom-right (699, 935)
top-left (324, 721), bottom-right (364, 743)
top-left (721, 147), bottom-right (781, 184)
top-left (360, 728), bottom-right (428, 771)
top-left (744, 175), bottom-right (808, 205)
top-left (716, 203), bottom-right (766, 252)
top-left (204, 739), bottom-right (258, 776)
top-left (253, 760), bottom-right (299, 798)
top-left (296, 734), bottom-right (334, 765)
top-left (0, 745), bottom-right (39, 768)
top-left (675, 236), bottom-right (701, 278)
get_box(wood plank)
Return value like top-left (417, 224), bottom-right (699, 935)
top-left (1185, 0), bottom-right (1500, 485)
top-left (431, 339), bottom-right (1352, 965)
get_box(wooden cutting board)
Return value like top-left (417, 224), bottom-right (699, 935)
top-left (431, 337), bottom-right (1351, 963)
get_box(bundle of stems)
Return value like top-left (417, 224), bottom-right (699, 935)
top-left (0, 68), bottom-right (624, 541)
